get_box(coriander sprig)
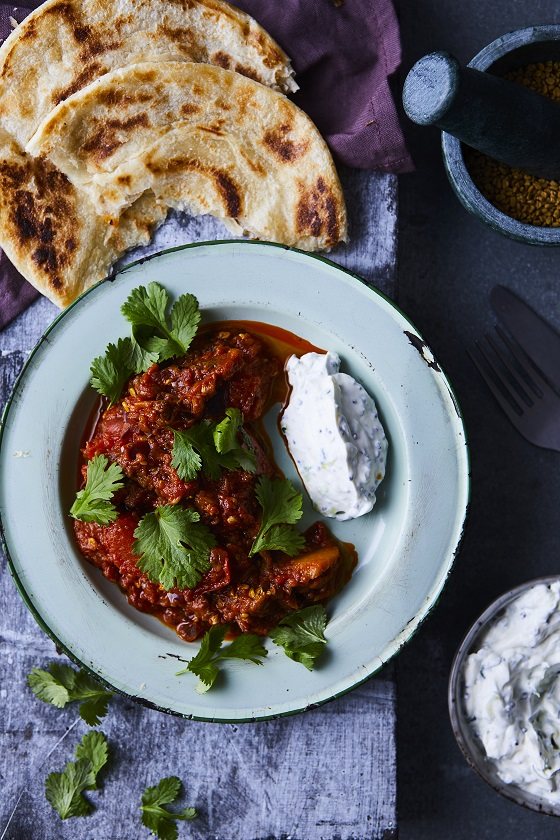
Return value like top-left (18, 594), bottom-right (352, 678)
top-left (70, 454), bottom-right (124, 524)
top-left (27, 662), bottom-right (113, 725)
top-left (133, 504), bottom-right (217, 590)
top-left (177, 625), bottom-right (267, 692)
top-left (250, 476), bottom-right (306, 557)
top-left (140, 776), bottom-right (197, 840)
top-left (171, 408), bottom-right (256, 482)
top-left (270, 606), bottom-right (329, 671)
top-left (89, 283), bottom-right (201, 405)
top-left (45, 731), bottom-right (109, 820)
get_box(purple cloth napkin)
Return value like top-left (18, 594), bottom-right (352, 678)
top-left (237, 0), bottom-right (412, 173)
top-left (0, 0), bottom-right (411, 330)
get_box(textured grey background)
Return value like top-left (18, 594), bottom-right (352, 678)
top-left (0, 169), bottom-right (398, 840)
top-left (396, 0), bottom-right (560, 837)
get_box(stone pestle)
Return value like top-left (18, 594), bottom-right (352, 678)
top-left (402, 50), bottom-right (560, 181)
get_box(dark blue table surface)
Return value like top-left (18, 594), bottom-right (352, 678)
top-left (396, 0), bottom-right (560, 837)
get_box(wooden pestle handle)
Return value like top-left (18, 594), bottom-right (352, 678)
top-left (402, 51), bottom-right (560, 181)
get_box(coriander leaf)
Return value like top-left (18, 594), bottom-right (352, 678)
top-left (128, 331), bottom-right (160, 374)
top-left (213, 408), bottom-right (243, 454)
top-left (45, 758), bottom-right (93, 820)
top-left (172, 414), bottom-right (255, 482)
top-left (75, 731), bottom-right (109, 789)
top-left (27, 668), bottom-right (70, 708)
top-left (141, 776), bottom-right (197, 840)
top-left (175, 422), bottom-right (230, 480)
top-left (121, 283), bottom-right (200, 362)
top-left (270, 605), bottom-right (328, 671)
top-left (133, 505), bottom-right (216, 590)
top-left (250, 476), bottom-right (305, 557)
top-left (253, 523), bottom-right (306, 556)
top-left (220, 634), bottom-right (269, 665)
top-left (171, 430), bottom-right (202, 481)
top-left (121, 282), bottom-right (170, 333)
top-left (213, 408), bottom-right (257, 473)
top-left (176, 625), bottom-right (267, 692)
top-left (169, 293), bottom-right (201, 355)
top-left (70, 455), bottom-right (124, 525)
top-left (90, 337), bottom-right (134, 405)
top-left (28, 662), bottom-right (113, 724)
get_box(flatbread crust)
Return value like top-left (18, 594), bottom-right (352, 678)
top-left (28, 62), bottom-right (347, 251)
top-left (0, 0), bottom-right (296, 147)
top-left (0, 128), bottom-right (166, 306)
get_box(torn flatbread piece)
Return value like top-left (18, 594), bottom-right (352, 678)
top-left (0, 128), bottom-right (166, 306)
top-left (28, 62), bottom-right (346, 251)
top-left (0, 0), bottom-right (296, 147)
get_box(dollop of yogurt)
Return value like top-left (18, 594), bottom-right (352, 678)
top-left (281, 351), bottom-right (388, 520)
top-left (463, 581), bottom-right (560, 802)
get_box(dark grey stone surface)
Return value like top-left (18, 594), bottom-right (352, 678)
top-left (396, 0), bottom-right (560, 837)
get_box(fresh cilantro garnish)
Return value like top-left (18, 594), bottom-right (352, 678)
top-left (45, 731), bottom-right (109, 820)
top-left (171, 409), bottom-right (256, 481)
top-left (89, 283), bottom-right (200, 404)
top-left (171, 423), bottom-right (223, 481)
top-left (176, 625), bottom-right (267, 692)
top-left (270, 605), bottom-right (328, 671)
top-left (70, 454), bottom-right (124, 524)
top-left (75, 731), bottom-right (109, 789)
top-left (121, 282), bottom-right (200, 363)
top-left (250, 476), bottom-right (306, 557)
top-left (90, 338), bottom-right (135, 405)
top-left (133, 505), bottom-right (216, 590)
top-left (170, 429), bottom-right (202, 481)
top-left (27, 662), bottom-right (113, 724)
top-left (45, 759), bottom-right (93, 820)
top-left (213, 408), bottom-right (257, 472)
top-left (141, 776), bottom-right (197, 840)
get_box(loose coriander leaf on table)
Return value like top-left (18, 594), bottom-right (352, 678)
top-left (27, 667), bottom-right (72, 708)
top-left (45, 758), bottom-right (94, 820)
top-left (133, 504), bottom-right (216, 590)
top-left (250, 476), bottom-right (306, 556)
top-left (90, 337), bottom-right (134, 404)
top-left (141, 776), bottom-right (197, 840)
top-left (70, 454), bottom-right (124, 524)
top-left (270, 605), bottom-right (328, 671)
top-left (75, 731), bottom-right (109, 789)
top-left (28, 662), bottom-right (113, 724)
top-left (176, 625), bottom-right (267, 692)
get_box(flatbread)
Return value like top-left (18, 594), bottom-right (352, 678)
top-left (0, 128), bottom-right (166, 306)
top-left (28, 62), bottom-right (347, 251)
top-left (0, 0), bottom-right (296, 147)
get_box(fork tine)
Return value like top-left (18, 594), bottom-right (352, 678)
top-left (495, 324), bottom-right (554, 396)
top-left (485, 332), bottom-right (534, 406)
top-left (469, 343), bottom-right (524, 421)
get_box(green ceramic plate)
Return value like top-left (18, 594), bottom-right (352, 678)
top-left (0, 241), bottom-right (469, 721)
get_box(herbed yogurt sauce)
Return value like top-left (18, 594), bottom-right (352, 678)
top-left (281, 351), bottom-right (388, 521)
top-left (463, 581), bottom-right (560, 802)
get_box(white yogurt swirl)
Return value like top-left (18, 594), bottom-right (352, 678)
top-left (281, 351), bottom-right (387, 521)
top-left (464, 581), bottom-right (560, 802)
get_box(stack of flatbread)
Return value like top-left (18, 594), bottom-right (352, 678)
top-left (0, 0), bottom-right (347, 307)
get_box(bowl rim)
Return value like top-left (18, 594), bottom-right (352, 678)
top-left (448, 574), bottom-right (560, 816)
top-left (441, 24), bottom-right (560, 245)
top-left (0, 238), bottom-right (471, 722)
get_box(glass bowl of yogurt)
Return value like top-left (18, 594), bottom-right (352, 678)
top-left (449, 577), bottom-right (560, 816)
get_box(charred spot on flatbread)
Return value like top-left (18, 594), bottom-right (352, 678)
top-left (0, 153), bottom-right (78, 292)
top-left (296, 176), bottom-right (341, 248)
